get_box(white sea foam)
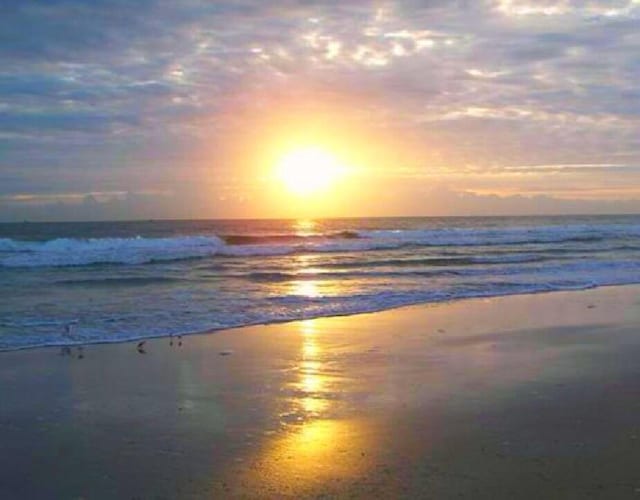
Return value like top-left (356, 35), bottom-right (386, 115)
top-left (0, 235), bottom-right (225, 267)
top-left (2, 223), bottom-right (639, 268)
top-left (0, 278), bottom-right (619, 352)
top-left (2, 217), bottom-right (640, 351)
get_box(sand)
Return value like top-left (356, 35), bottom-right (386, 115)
top-left (1, 285), bottom-right (640, 499)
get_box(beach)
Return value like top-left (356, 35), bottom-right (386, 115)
top-left (1, 284), bottom-right (639, 498)
top-left (4, 0), bottom-right (640, 497)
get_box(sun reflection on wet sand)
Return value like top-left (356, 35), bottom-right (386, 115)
top-left (298, 320), bottom-right (327, 416)
top-left (226, 417), bottom-right (374, 497)
top-left (229, 319), bottom-right (373, 494)
top-left (276, 320), bottom-right (372, 484)
top-left (266, 419), bottom-right (370, 481)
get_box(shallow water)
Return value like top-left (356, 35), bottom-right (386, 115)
top-left (1, 215), bottom-right (639, 350)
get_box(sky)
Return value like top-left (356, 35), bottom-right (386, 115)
top-left (1, 0), bottom-right (640, 221)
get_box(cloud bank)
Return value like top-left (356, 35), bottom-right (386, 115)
top-left (1, 0), bottom-right (639, 219)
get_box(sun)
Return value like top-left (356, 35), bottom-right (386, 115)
top-left (275, 147), bottom-right (343, 196)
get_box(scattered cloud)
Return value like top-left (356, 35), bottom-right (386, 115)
top-left (1, 0), bottom-right (639, 219)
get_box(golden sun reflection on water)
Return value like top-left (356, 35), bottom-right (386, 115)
top-left (289, 250), bottom-right (350, 299)
top-left (294, 218), bottom-right (317, 236)
top-left (291, 253), bottom-right (323, 298)
top-left (290, 270), bottom-right (347, 299)
top-left (293, 279), bottom-right (321, 298)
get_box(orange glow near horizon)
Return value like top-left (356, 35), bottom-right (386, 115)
top-left (235, 103), bottom-right (380, 217)
top-left (216, 100), bottom-right (430, 218)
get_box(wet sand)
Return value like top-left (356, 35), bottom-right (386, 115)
top-left (1, 285), bottom-right (640, 499)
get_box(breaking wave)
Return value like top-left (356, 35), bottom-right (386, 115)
top-left (1, 223), bottom-right (639, 268)
top-left (2, 217), bottom-right (640, 351)
top-left (0, 225), bottom-right (640, 267)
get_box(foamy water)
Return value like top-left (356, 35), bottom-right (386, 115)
top-left (1, 215), bottom-right (639, 350)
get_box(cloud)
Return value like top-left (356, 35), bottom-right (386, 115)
top-left (0, 0), bottom-right (639, 219)
top-left (3, 184), bottom-right (640, 222)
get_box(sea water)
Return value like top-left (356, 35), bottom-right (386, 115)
top-left (1, 215), bottom-right (639, 350)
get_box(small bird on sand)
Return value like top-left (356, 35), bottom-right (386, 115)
top-left (136, 341), bottom-right (146, 354)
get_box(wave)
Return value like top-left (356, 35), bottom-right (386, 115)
top-left (1, 223), bottom-right (639, 268)
top-left (0, 235), bottom-right (225, 267)
top-left (244, 269), bottom-right (464, 282)
top-left (55, 276), bottom-right (183, 286)
top-left (242, 257), bottom-right (640, 283)
top-left (320, 253), bottom-right (549, 269)
top-left (222, 230), bottom-right (360, 245)
top-left (2, 278), bottom-right (619, 352)
top-left (358, 223), bottom-right (640, 247)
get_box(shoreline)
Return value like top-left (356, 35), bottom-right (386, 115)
top-left (2, 284), bottom-right (640, 498)
top-left (2, 281), bottom-right (638, 354)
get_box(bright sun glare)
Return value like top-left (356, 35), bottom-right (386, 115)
top-left (276, 147), bottom-right (343, 196)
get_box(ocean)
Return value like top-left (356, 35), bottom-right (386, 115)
top-left (1, 215), bottom-right (639, 351)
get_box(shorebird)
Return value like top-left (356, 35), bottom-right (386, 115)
top-left (62, 323), bottom-right (81, 358)
top-left (136, 341), bottom-right (146, 354)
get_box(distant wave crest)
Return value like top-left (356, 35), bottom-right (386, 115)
top-left (1, 223), bottom-right (639, 268)
top-left (0, 235), bottom-right (225, 267)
